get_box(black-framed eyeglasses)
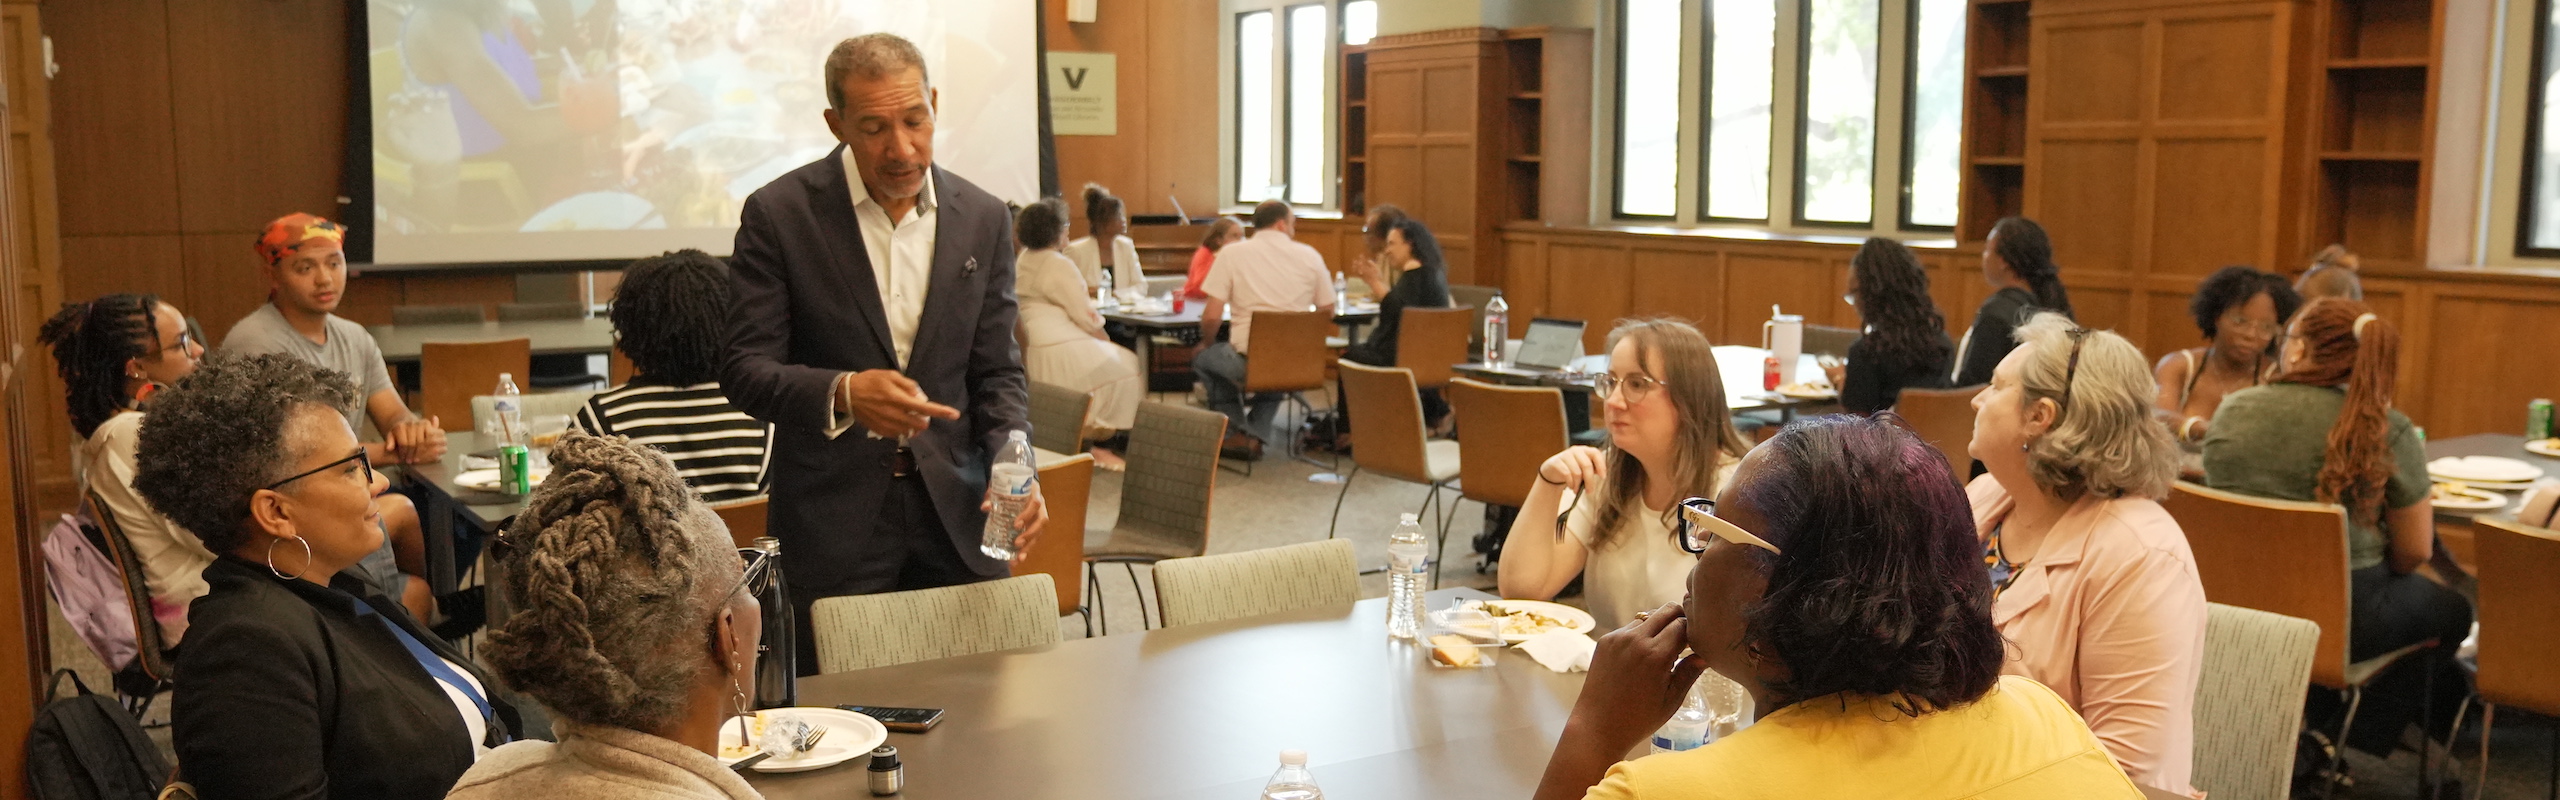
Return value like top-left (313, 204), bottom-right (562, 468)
top-left (262, 448), bottom-right (372, 492)
top-left (2053, 327), bottom-right (2093, 422)
top-left (1592, 372), bottom-right (1664, 401)
top-left (152, 330), bottom-right (198, 359)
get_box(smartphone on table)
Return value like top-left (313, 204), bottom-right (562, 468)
top-left (839, 705), bottom-right (945, 733)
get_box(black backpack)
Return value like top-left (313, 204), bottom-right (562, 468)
top-left (27, 670), bottom-right (166, 800)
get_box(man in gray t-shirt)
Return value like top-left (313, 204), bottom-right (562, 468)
top-left (221, 214), bottom-right (448, 621)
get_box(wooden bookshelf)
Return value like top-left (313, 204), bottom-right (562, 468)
top-left (1957, 0), bottom-right (2033, 241)
top-left (1340, 45), bottom-right (1368, 215)
top-left (2304, 0), bottom-right (2440, 268)
top-left (1499, 28), bottom-right (1593, 224)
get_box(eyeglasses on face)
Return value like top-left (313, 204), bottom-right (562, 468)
top-left (2218, 314), bottom-right (2283, 339)
top-left (1592, 372), bottom-right (1665, 402)
top-left (1673, 497), bottom-right (1783, 556)
top-left (263, 448), bottom-right (373, 492)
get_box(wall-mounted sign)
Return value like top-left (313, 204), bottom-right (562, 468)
top-left (1047, 51), bottom-right (1117, 136)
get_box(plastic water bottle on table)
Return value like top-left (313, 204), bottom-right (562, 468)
top-left (1385, 513), bottom-right (1427, 639)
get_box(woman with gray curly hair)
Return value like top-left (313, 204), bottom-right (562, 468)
top-left (1961, 312), bottom-right (2205, 797)
top-left (446, 432), bottom-right (764, 799)
top-left (134, 353), bottom-right (513, 800)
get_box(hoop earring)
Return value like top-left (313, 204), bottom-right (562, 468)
top-left (266, 536), bottom-right (313, 581)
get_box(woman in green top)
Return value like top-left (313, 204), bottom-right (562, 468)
top-left (2200, 297), bottom-right (2470, 767)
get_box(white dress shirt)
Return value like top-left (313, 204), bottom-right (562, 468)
top-left (1199, 229), bottom-right (1332, 353)
top-left (827, 149), bottom-right (940, 437)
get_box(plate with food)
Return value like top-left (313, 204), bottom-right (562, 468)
top-left (2527, 438), bottom-right (2560, 459)
top-left (454, 467), bottom-right (550, 492)
top-left (1775, 382), bottom-right (1837, 401)
top-left (2430, 456), bottom-right (2544, 484)
top-left (1459, 599), bottom-right (1598, 643)
top-left (717, 706), bottom-right (888, 774)
top-left (2430, 481), bottom-right (2509, 511)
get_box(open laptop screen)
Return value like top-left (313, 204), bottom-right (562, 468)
top-left (1514, 318), bottom-right (1587, 370)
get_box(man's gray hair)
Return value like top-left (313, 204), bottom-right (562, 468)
top-left (826, 33), bottom-right (932, 110)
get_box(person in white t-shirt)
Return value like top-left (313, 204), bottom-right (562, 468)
top-left (1193, 200), bottom-right (1334, 455)
top-left (1497, 318), bottom-right (1755, 627)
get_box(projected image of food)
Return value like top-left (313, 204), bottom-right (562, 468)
top-left (366, 0), bottom-right (1037, 265)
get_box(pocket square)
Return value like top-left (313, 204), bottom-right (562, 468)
top-left (963, 256), bottom-right (980, 276)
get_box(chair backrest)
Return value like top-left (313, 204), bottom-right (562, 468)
top-left (421, 338), bottom-right (532, 432)
top-left (1115, 403), bottom-right (1227, 550)
top-left (710, 497), bottom-right (769, 548)
top-left (469, 389), bottom-right (596, 437)
top-left (84, 493), bottom-right (171, 685)
top-left (2161, 481), bottom-right (2355, 688)
top-left (2191, 603), bottom-right (2319, 800)
top-left (1152, 539), bottom-right (1361, 628)
top-left (1242, 310), bottom-right (1332, 393)
top-left (1447, 285), bottom-right (1499, 354)
top-left (1890, 386), bottom-right (1979, 480)
top-left (392, 304), bottom-right (487, 326)
top-left (1021, 452), bottom-right (1095, 616)
top-left (1801, 324), bottom-right (1861, 358)
top-left (2474, 517), bottom-right (2560, 714)
top-left (1337, 361), bottom-right (1434, 483)
top-left (496, 301), bottom-right (586, 322)
top-left (1026, 382), bottom-right (1094, 455)
top-left (809, 574), bottom-right (1060, 673)
top-left (1446, 378), bottom-right (1567, 508)
top-left (1395, 306), bottom-right (1475, 389)
top-left (1144, 275), bottom-right (1185, 297)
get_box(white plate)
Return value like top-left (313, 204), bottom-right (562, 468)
top-left (2428, 456), bottom-right (2544, 484)
top-left (454, 467), bottom-right (550, 492)
top-left (1776, 384), bottom-right (1837, 400)
top-left (2526, 439), bottom-right (2560, 459)
top-left (1459, 599), bottom-right (1599, 643)
top-left (2431, 484), bottom-right (2510, 511)
top-left (717, 706), bottom-right (889, 774)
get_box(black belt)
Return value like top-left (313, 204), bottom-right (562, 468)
top-left (887, 447), bottom-right (919, 478)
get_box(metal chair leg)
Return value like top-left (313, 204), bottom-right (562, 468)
top-left (1326, 466), bottom-right (1364, 539)
top-left (1431, 485), bottom-right (1459, 590)
top-left (1086, 562), bottom-right (1107, 635)
top-left (1123, 563), bottom-right (1152, 630)
top-left (2325, 686), bottom-right (2365, 800)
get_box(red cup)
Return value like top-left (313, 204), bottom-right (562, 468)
top-left (1763, 356), bottom-right (1781, 391)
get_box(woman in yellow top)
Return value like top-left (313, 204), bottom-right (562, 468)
top-left (1533, 414), bottom-right (2144, 800)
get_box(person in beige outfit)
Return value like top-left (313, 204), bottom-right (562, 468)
top-left (448, 433), bottom-right (765, 800)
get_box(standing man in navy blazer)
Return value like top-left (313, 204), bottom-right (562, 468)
top-left (723, 33), bottom-right (1045, 673)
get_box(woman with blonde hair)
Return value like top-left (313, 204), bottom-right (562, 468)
top-left (2204, 298), bottom-right (2467, 777)
top-left (1497, 319), bottom-right (1754, 626)
top-left (1965, 313), bottom-right (2205, 796)
top-left (447, 432), bottom-right (764, 799)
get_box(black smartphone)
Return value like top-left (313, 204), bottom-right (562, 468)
top-left (839, 705), bottom-right (945, 732)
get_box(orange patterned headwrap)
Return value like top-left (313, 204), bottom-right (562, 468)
top-left (255, 213), bottom-right (347, 267)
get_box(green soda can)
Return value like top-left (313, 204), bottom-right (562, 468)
top-left (2531, 399), bottom-right (2555, 442)
top-left (498, 443), bottom-right (533, 495)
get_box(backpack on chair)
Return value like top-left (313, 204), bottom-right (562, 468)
top-left (26, 669), bottom-right (167, 800)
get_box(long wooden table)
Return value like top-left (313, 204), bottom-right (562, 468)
top-left (368, 318), bottom-right (617, 362)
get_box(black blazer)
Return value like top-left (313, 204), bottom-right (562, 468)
top-left (174, 556), bottom-right (510, 800)
top-left (721, 150), bottom-right (1029, 592)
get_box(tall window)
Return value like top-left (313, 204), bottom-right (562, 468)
top-left (1618, 0), bottom-right (1686, 217)
top-left (1903, 0), bottom-right (1964, 228)
top-left (1705, 0), bottom-right (1777, 220)
top-left (1611, 0), bottom-right (1963, 234)
top-left (1343, 0), bottom-right (1377, 46)
top-left (1236, 10), bottom-right (1276, 203)
top-left (1797, 0), bottom-right (1879, 224)
top-left (1286, 5), bottom-right (1330, 205)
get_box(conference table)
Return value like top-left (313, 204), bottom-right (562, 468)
top-left (745, 586), bottom-right (2193, 800)
top-left (367, 318), bottom-right (618, 362)
top-left (2422, 433), bottom-right (2558, 572)
top-left (1453, 345), bottom-right (1833, 436)
top-left (1102, 302), bottom-right (1382, 383)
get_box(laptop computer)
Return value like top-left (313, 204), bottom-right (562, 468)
top-left (1513, 318), bottom-right (1587, 371)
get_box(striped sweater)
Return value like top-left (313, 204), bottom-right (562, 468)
top-left (571, 381), bottom-right (773, 504)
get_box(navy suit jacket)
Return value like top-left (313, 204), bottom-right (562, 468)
top-left (722, 149), bottom-right (1027, 588)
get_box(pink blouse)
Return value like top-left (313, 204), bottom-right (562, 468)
top-left (1969, 475), bottom-right (2208, 798)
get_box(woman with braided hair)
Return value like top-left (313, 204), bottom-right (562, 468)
top-left (1953, 217), bottom-right (2075, 387)
top-left (1827, 237), bottom-right (1954, 414)
top-left (39, 294), bottom-right (210, 642)
top-left (2203, 298), bottom-right (2470, 785)
top-left (448, 431), bottom-right (764, 799)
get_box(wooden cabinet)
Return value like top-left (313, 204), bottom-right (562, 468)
top-left (1958, 0), bottom-right (2032, 242)
top-left (2307, 0), bottom-right (2441, 270)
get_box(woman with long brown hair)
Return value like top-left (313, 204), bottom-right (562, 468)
top-left (1497, 319), bottom-right (1755, 626)
top-left (2202, 298), bottom-right (2469, 783)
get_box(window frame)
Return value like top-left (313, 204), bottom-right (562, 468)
top-left (1282, 2), bottom-right (1330, 207)
top-left (1615, 0), bottom-right (1681, 219)
top-left (1225, 0), bottom-right (1350, 211)
top-left (1233, 8), bottom-right (1278, 205)
top-left (1696, 0), bottom-right (1779, 223)
top-left (1896, 0), bottom-right (1958, 232)
top-left (1788, 0), bottom-right (1882, 228)
top-left (2515, 0), bottom-right (2560, 258)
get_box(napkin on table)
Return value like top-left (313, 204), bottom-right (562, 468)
top-left (1518, 630), bottom-right (1596, 673)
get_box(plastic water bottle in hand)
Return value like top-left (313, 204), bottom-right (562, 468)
top-left (1482, 294), bottom-right (1510, 367)
top-left (979, 431), bottom-right (1037, 560)
top-left (1259, 750), bottom-right (1323, 800)
top-left (1385, 513), bottom-right (1428, 639)
top-left (1650, 682), bottom-right (1712, 754)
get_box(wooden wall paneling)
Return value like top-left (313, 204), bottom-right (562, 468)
top-left (1363, 31), bottom-right (1500, 286)
top-left (1544, 242), bottom-right (1629, 351)
top-left (1502, 237), bottom-right (1547, 335)
top-left (4, 3), bottom-right (63, 524)
top-left (166, 0), bottom-right (347, 233)
top-left (1143, 0), bottom-right (1218, 220)
top-left (2417, 284), bottom-right (2560, 438)
top-left (0, 5), bottom-right (50, 784)
top-left (182, 233), bottom-right (278, 344)
top-left (337, 272), bottom-right (400, 326)
top-left (43, 0), bottom-right (179, 236)
top-left (394, 273), bottom-right (516, 318)
top-left (1627, 247), bottom-right (1719, 331)
top-left (1722, 253), bottom-right (1838, 346)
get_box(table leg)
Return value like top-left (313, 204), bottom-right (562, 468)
top-left (413, 478), bottom-right (460, 597)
